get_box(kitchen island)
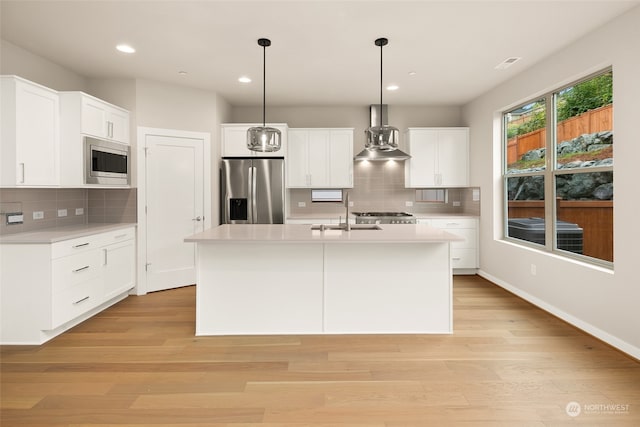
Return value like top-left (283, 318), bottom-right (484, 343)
top-left (185, 224), bottom-right (461, 335)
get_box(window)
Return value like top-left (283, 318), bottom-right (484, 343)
top-left (503, 70), bottom-right (613, 266)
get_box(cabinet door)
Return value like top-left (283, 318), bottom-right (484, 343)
top-left (287, 130), bottom-right (310, 187)
top-left (328, 130), bottom-right (353, 188)
top-left (81, 97), bottom-right (108, 138)
top-left (107, 108), bottom-right (130, 144)
top-left (405, 129), bottom-right (438, 187)
top-left (307, 131), bottom-right (330, 187)
top-left (437, 129), bottom-right (469, 187)
top-left (102, 239), bottom-right (135, 300)
top-left (14, 80), bottom-right (60, 185)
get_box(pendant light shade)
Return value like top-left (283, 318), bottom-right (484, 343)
top-left (247, 38), bottom-right (281, 152)
top-left (365, 38), bottom-right (399, 152)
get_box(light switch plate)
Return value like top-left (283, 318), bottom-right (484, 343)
top-left (57, 209), bottom-right (67, 217)
top-left (33, 211), bottom-right (44, 220)
top-left (75, 208), bottom-right (84, 215)
top-left (298, 202), bottom-right (306, 208)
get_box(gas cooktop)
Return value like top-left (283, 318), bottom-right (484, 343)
top-left (352, 212), bottom-right (415, 224)
top-left (352, 212), bottom-right (413, 217)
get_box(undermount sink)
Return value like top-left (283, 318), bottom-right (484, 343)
top-left (310, 224), bottom-right (382, 231)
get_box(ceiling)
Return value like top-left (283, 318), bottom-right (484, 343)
top-left (1, 0), bottom-right (638, 107)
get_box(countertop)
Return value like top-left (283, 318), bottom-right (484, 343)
top-left (185, 224), bottom-right (462, 244)
top-left (0, 223), bottom-right (137, 244)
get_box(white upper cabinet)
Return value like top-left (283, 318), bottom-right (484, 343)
top-left (62, 92), bottom-right (130, 144)
top-left (221, 123), bottom-right (288, 158)
top-left (59, 92), bottom-right (130, 186)
top-left (1, 76), bottom-right (60, 187)
top-left (287, 128), bottom-right (353, 188)
top-left (404, 127), bottom-right (469, 188)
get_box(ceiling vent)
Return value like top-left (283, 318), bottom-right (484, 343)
top-left (495, 57), bottom-right (522, 70)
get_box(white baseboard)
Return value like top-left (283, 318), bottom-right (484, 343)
top-left (478, 270), bottom-right (640, 360)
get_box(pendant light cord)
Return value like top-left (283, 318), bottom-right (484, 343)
top-left (262, 43), bottom-right (266, 127)
top-left (379, 40), bottom-right (383, 121)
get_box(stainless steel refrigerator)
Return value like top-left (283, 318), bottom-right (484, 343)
top-left (220, 158), bottom-right (285, 224)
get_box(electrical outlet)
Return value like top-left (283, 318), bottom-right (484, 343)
top-left (405, 201), bottom-right (413, 207)
top-left (75, 208), bottom-right (84, 215)
top-left (33, 211), bottom-right (44, 220)
top-left (452, 201), bottom-right (461, 207)
top-left (530, 264), bottom-right (537, 276)
top-left (6, 212), bottom-right (23, 224)
top-left (348, 201), bottom-right (354, 207)
top-left (298, 202), bottom-right (306, 208)
top-left (57, 209), bottom-right (67, 217)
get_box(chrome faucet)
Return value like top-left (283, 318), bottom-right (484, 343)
top-left (344, 192), bottom-right (351, 231)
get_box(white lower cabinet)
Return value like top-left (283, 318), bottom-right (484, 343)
top-left (418, 217), bottom-right (478, 273)
top-left (0, 226), bottom-right (135, 344)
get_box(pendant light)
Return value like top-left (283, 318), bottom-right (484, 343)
top-left (247, 38), bottom-right (281, 152)
top-left (364, 37), bottom-right (399, 151)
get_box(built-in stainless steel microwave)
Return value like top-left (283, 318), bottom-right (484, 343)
top-left (84, 137), bottom-right (130, 185)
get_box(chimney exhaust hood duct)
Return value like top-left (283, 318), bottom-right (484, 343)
top-left (355, 105), bottom-right (411, 161)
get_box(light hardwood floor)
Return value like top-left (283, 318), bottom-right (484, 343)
top-left (1, 275), bottom-right (639, 426)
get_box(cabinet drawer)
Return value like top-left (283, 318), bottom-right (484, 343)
top-left (52, 235), bottom-right (98, 259)
top-left (431, 218), bottom-right (477, 229)
top-left (51, 227), bottom-right (134, 259)
top-left (451, 248), bottom-right (478, 269)
top-left (445, 228), bottom-right (477, 249)
top-left (52, 250), bottom-right (102, 292)
top-left (95, 227), bottom-right (135, 246)
top-left (51, 277), bottom-right (101, 328)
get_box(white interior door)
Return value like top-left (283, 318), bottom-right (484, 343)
top-left (145, 134), bottom-right (204, 292)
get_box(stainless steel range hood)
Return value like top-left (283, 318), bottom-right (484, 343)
top-left (355, 105), bottom-right (411, 161)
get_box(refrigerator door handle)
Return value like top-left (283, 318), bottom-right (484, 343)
top-left (250, 166), bottom-right (258, 223)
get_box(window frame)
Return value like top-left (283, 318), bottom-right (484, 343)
top-left (502, 68), bottom-right (613, 269)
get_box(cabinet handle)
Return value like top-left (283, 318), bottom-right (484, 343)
top-left (18, 163), bottom-right (25, 183)
top-left (446, 223), bottom-right (460, 226)
top-left (73, 265), bottom-right (90, 273)
top-left (114, 234), bottom-right (127, 239)
top-left (73, 242), bottom-right (90, 248)
top-left (452, 257), bottom-right (461, 261)
top-left (103, 248), bottom-right (108, 266)
top-left (73, 296), bottom-right (90, 305)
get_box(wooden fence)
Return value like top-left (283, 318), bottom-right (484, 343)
top-left (507, 104), bottom-right (613, 164)
top-left (508, 200), bottom-right (613, 262)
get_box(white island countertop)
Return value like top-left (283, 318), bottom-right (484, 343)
top-left (185, 223), bottom-right (462, 244)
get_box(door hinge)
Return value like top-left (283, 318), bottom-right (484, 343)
top-left (145, 262), bottom-right (152, 272)
top-left (145, 205), bottom-right (148, 214)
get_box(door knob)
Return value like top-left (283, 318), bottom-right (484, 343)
top-left (192, 216), bottom-right (202, 221)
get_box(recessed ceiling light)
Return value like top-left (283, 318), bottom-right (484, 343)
top-left (116, 44), bottom-right (136, 54)
top-left (238, 76), bottom-right (252, 83)
top-left (386, 84), bottom-right (399, 91)
top-left (495, 57), bottom-right (522, 70)
top-left (178, 71), bottom-right (188, 76)
top-left (408, 71), bottom-right (417, 76)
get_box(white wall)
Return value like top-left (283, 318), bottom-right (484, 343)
top-left (0, 39), bottom-right (87, 91)
top-left (136, 79), bottom-right (231, 224)
top-left (462, 6), bottom-right (640, 357)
